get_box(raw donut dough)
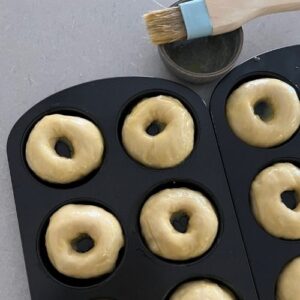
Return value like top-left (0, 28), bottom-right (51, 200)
top-left (277, 257), bottom-right (300, 300)
top-left (140, 188), bottom-right (218, 260)
top-left (170, 280), bottom-right (236, 300)
top-left (122, 95), bottom-right (194, 168)
top-left (45, 204), bottom-right (124, 279)
top-left (226, 78), bottom-right (300, 147)
top-left (26, 114), bottom-right (104, 184)
top-left (251, 162), bottom-right (300, 239)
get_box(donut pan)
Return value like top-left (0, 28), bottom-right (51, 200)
top-left (7, 77), bottom-right (258, 299)
top-left (210, 44), bottom-right (300, 299)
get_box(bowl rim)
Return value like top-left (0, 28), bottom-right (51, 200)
top-left (158, 27), bottom-right (244, 81)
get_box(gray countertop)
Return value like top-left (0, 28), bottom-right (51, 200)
top-left (0, 1), bottom-right (299, 299)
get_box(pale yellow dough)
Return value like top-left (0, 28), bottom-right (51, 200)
top-left (251, 163), bottom-right (300, 239)
top-left (26, 114), bottom-right (104, 184)
top-left (277, 257), bottom-right (300, 300)
top-left (122, 95), bottom-right (194, 168)
top-left (170, 280), bottom-right (236, 300)
top-left (226, 78), bottom-right (300, 147)
top-left (45, 204), bottom-right (124, 279)
top-left (140, 188), bottom-right (218, 260)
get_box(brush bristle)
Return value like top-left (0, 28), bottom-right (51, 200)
top-left (144, 7), bottom-right (187, 45)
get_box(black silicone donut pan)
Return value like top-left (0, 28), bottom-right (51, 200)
top-left (210, 45), bottom-right (300, 300)
top-left (7, 77), bottom-right (257, 299)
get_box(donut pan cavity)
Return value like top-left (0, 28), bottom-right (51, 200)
top-left (7, 77), bottom-right (257, 299)
top-left (210, 45), bottom-right (300, 299)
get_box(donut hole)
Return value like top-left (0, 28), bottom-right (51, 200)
top-left (146, 120), bottom-right (166, 136)
top-left (254, 99), bottom-right (274, 122)
top-left (54, 138), bottom-right (74, 158)
top-left (281, 191), bottom-right (299, 210)
top-left (170, 211), bottom-right (190, 233)
top-left (71, 233), bottom-right (95, 253)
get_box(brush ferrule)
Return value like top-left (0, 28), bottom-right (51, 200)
top-left (179, 0), bottom-right (213, 39)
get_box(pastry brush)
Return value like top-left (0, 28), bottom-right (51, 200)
top-left (144, 0), bottom-right (300, 45)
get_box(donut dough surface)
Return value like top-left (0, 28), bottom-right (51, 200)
top-left (251, 162), bottom-right (300, 239)
top-left (170, 280), bottom-right (236, 300)
top-left (122, 95), bottom-right (194, 168)
top-left (140, 188), bottom-right (218, 260)
top-left (277, 257), bottom-right (300, 300)
top-left (26, 114), bottom-right (104, 184)
top-left (226, 78), bottom-right (300, 147)
top-left (45, 204), bottom-right (124, 279)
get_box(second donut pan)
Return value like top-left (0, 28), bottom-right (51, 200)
top-left (7, 78), bottom-right (257, 299)
top-left (210, 44), bottom-right (300, 299)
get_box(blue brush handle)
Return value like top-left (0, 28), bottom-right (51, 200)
top-left (179, 0), bottom-right (213, 39)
